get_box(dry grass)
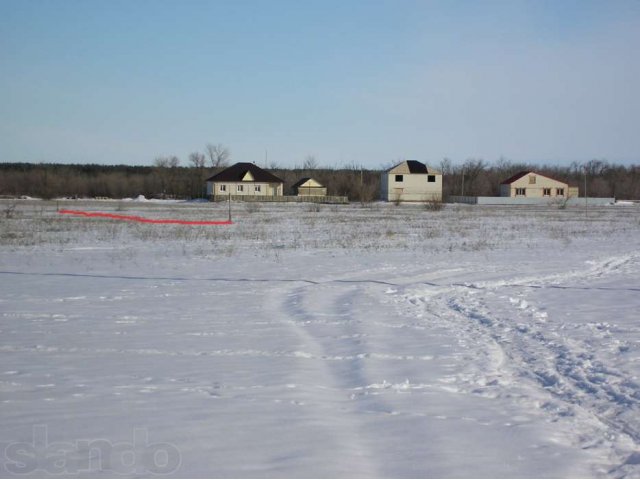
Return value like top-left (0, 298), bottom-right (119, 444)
top-left (0, 200), bottom-right (637, 256)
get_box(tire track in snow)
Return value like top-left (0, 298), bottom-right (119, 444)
top-left (460, 253), bottom-right (640, 291)
top-left (264, 273), bottom-right (516, 477)
top-left (397, 288), bottom-right (512, 398)
top-left (445, 289), bottom-right (640, 477)
top-left (0, 344), bottom-right (427, 362)
top-left (394, 252), bottom-right (640, 477)
top-left (262, 282), bottom-right (384, 477)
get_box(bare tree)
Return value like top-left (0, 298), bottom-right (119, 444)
top-left (153, 156), bottom-right (170, 168)
top-left (584, 158), bottom-right (609, 177)
top-left (152, 156), bottom-right (170, 195)
top-left (188, 152), bottom-right (206, 168)
top-left (168, 155), bottom-right (180, 168)
top-left (153, 155), bottom-right (179, 168)
top-left (303, 155), bottom-right (318, 170)
top-left (494, 156), bottom-right (512, 172)
top-left (460, 158), bottom-right (487, 196)
top-left (439, 157), bottom-right (452, 176)
top-left (152, 155), bottom-right (180, 197)
top-left (206, 143), bottom-right (230, 168)
top-left (188, 152), bottom-right (207, 198)
top-left (345, 160), bottom-right (363, 171)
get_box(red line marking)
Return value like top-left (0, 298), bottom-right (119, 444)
top-left (58, 209), bottom-right (233, 225)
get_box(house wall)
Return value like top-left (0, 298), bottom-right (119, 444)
top-left (380, 174), bottom-right (390, 200)
top-left (296, 186), bottom-right (327, 196)
top-left (381, 173), bottom-right (442, 202)
top-left (207, 182), bottom-right (283, 196)
top-left (387, 163), bottom-right (413, 175)
top-left (295, 179), bottom-right (327, 196)
top-left (502, 174), bottom-right (568, 198)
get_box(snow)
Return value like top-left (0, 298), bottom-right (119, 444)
top-left (1, 200), bottom-right (639, 477)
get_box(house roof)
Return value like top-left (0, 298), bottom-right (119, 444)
top-left (292, 177), bottom-right (324, 188)
top-left (387, 160), bottom-right (441, 174)
top-left (500, 171), bottom-right (531, 185)
top-left (500, 171), bottom-right (568, 185)
top-left (206, 162), bottom-right (283, 183)
top-left (405, 160), bottom-right (429, 174)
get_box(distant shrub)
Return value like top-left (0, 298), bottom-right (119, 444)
top-left (424, 197), bottom-right (444, 212)
top-left (245, 202), bottom-right (261, 214)
top-left (3, 202), bottom-right (17, 219)
top-left (549, 195), bottom-right (571, 210)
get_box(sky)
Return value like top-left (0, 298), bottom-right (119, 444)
top-left (1, 0), bottom-right (639, 168)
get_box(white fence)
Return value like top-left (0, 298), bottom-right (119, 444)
top-left (210, 195), bottom-right (348, 204)
top-left (448, 196), bottom-right (616, 206)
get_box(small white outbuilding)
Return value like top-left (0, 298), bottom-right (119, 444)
top-left (292, 178), bottom-right (327, 196)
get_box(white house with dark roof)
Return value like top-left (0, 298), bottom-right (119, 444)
top-left (499, 171), bottom-right (577, 198)
top-left (206, 163), bottom-right (284, 197)
top-left (381, 160), bottom-right (442, 202)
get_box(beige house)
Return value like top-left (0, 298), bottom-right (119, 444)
top-left (500, 171), bottom-right (573, 198)
top-left (206, 162), bottom-right (284, 197)
top-left (381, 160), bottom-right (442, 202)
top-left (292, 178), bottom-right (327, 196)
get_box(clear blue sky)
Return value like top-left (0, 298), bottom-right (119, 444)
top-left (1, 0), bottom-right (638, 168)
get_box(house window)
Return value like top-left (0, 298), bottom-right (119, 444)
top-left (237, 185), bottom-right (244, 192)
top-left (515, 188), bottom-right (526, 196)
top-left (219, 185), bottom-right (226, 192)
top-left (543, 188), bottom-right (551, 196)
top-left (395, 175), bottom-right (403, 182)
top-left (557, 188), bottom-right (564, 196)
top-left (428, 175), bottom-right (436, 183)
top-left (529, 175), bottom-right (536, 184)
top-left (254, 185), bottom-right (261, 193)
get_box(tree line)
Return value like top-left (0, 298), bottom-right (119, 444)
top-left (0, 157), bottom-right (638, 201)
top-left (0, 162), bottom-right (381, 201)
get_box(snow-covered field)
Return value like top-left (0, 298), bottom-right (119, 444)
top-left (1, 199), bottom-right (639, 477)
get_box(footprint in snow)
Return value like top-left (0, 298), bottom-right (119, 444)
top-left (509, 297), bottom-right (529, 309)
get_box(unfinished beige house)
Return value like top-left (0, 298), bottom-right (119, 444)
top-left (381, 160), bottom-right (442, 202)
top-left (292, 178), bottom-right (327, 196)
top-left (500, 171), bottom-right (575, 198)
top-left (206, 162), bottom-right (284, 198)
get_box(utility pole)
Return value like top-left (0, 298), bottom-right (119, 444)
top-left (461, 168), bottom-right (465, 196)
top-left (584, 167), bottom-right (588, 219)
